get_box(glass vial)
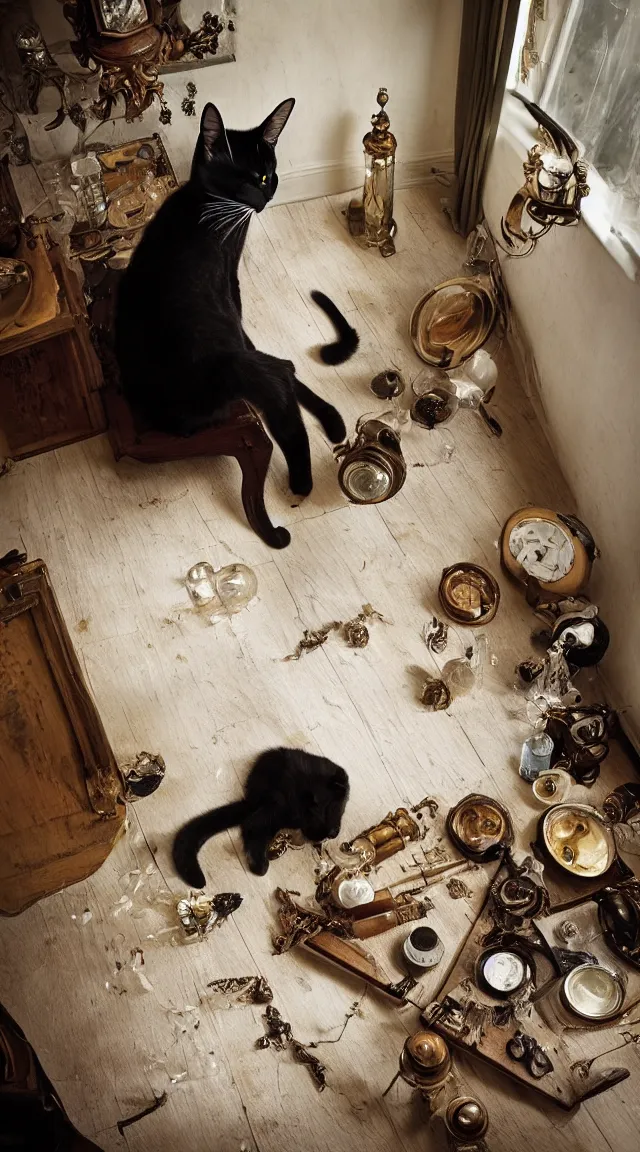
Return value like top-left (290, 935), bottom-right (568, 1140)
top-left (519, 731), bottom-right (554, 781)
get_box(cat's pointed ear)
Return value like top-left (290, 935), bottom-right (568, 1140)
top-left (200, 102), bottom-right (229, 159)
top-left (260, 97), bottom-right (295, 146)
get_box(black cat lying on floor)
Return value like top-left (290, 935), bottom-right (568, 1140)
top-left (173, 748), bottom-right (349, 884)
top-left (115, 98), bottom-right (358, 507)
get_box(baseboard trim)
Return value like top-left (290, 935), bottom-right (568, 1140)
top-left (276, 151), bottom-right (455, 204)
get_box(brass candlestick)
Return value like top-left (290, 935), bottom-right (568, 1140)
top-left (348, 87), bottom-right (397, 257)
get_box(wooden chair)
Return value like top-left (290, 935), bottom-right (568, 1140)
top-left (104, 387), bottom-right (290, 549)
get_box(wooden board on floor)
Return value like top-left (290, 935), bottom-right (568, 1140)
top-left (0, 188), bottom-right (638, 1152)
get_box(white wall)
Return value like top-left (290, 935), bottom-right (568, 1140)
top-left (28, 0), bottom-right (461, 200)
top-left (484, 97), bottom-right (640, 745)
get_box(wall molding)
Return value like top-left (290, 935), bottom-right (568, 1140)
top-left (276, 151), bottom-right (455, 204)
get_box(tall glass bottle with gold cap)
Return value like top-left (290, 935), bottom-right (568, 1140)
top-left (348, 87), bottom-right (397, 257)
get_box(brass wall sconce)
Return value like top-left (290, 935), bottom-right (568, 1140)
top-left (500, 94), bottom-right (589, 257)
top-left (347, 88), bottom-right (397, 257)
top-left (335, 416), bottom-right (406, 504)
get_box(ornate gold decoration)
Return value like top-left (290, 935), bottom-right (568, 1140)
top-left (60, 1), bottom-right (233, 122)
top-left (347, 87), bottom-right (397, 257)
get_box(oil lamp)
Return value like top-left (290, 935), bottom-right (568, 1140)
top-left (348, 88), bottom-right (397, 257)
top-left (335, 415), bottom-right (406, 505)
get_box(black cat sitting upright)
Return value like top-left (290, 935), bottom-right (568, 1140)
top-left (115, 98), bottom-right (357, 505)
top-left (173, 748), bottom-right (350, 884)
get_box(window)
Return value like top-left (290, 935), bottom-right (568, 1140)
top-left (512, 0), bottom-right (640, 254)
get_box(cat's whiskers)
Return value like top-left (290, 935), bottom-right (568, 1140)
top-left (220, 208), bottom-right (254, 245)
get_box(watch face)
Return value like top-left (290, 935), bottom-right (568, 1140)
top-left (508, 517), bottom-right (575, 583)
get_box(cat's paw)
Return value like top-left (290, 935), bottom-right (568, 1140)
top-left (321, 406), bottom-right (347, 444)
top-left (289, 473), bottom-right (313, 498)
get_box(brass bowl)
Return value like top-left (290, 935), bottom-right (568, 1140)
top-left (539, 804), bottom-right (615, 878)
top-left (438, 562), bottom-right (500, 625)
top-left (410, 276), bottom-right (499, 369)
top-left (447, 794), bottom-right (513, 862)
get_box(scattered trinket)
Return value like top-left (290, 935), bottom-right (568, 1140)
top-left (403, 926), bottom-right (444, 970)
top-left (556, 963), bottom-right (626, 1024)
top-left (206, 976), bottom-right (273, 1005)
top-left (492, 872), bottom-right (547, 921)
top-left (445, 1096), bottom-right (489, 1149)
top-left (476, 947), bottom-right (532, 997)
top-left (532, 768), bottom-right (572, 806)
top-left (603, 783), bottom-right (640, 824)
top-left (335, 416), bottom-right (406, 504)
top-left (500, 507), bottom-right (597, 596)
top-left (185, 561), bottom-right (258, 619)
top-left (342, 807), bottom-right (425, 866)
top-left (267, 828), bottom-right (306, 860)
top-left (285, 621), bottom-right (339, 660)
top-left (447, 876), bottom-right (473, 900)
top-left (595, 881), bottom-right (640, 972)
top-left (438, 563), bottom-right (500, 625)
top-left (442, 635), bottom-right (487, 698)
top-left (420, 673), bottom-right (451, 711)
top-left (411, 796), bottom-right (440, 818)
top-left (447, 794), bottom-right (513, 862)
top-left (177, 892), bottom-right (242, 939)
top-left (556, 920), bottom-right (579, 944)
top-left (423, 616), bottom-right (449, 653)
top-left (120, 750), bottom-right (166, 799)
top-left (506, 1031), bottom-right (553, 1078)
top-left (285, 604), bottom-right (387, 659)
top-left (256, 1006), bottom-right (326, 1090)
top-left (384, 1031), bottom-right (452, 1105)
top-left (519, 731), bottom-right (554, 781)
top-left (538, 804), bottom-right (615, 878)
top-left (335, 876), bottom-right (376, 909)
top-left (370, 368), bottom-right (405, 399)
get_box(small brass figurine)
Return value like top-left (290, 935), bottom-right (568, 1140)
top-left (384, 1031), bottom-right (452, 1109)
top-left (344, 806), bottom-right (424, 865)
top-left (348, 88), bottom-right (397, 257)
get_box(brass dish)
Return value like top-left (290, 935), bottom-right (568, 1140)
top-left (438, 563), bottom-right (500, 625)
top-left (539, 804), bottom-right (615, 878)
top-left (500, 507), bottom-right (595, 596)
top-left (447, 794), bottom-right (513, 862)
top-left (410, 275), bottom-right (499, 369)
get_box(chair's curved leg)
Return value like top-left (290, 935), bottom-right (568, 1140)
top-left (235, 435), bottom-right (291, 549)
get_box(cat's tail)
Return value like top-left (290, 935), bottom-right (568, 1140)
top-left (311, 290), bottom-right (359, 365)
top-left (172, 801), bottom-right (248, 888)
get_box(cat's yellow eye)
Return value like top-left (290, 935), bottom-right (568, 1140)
top-left (261, 175), bottom-right (267, 185)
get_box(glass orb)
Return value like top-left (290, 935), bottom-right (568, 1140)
top-left (185, 561), bottom-right (216, 606)
top-left (341, 459), bottom-right (391, 503)
top-left (213, 563), bottom-right (258, 618)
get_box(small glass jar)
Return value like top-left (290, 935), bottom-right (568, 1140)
top-left (537, 963), bottom-right (626, 1030)
top-left (519, 731), bottom-right (554, 781)
top-left (185, 561), bottom-right (258, 620)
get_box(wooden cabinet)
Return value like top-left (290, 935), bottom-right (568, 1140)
top-left (0, 555), bottom-right (125, 915)
top-left (0, 230), bottom-right (105, 460)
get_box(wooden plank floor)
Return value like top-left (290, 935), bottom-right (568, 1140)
top-left (1, 188), bottom-right (638, 1151)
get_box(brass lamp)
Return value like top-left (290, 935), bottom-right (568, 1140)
top-left (348, 88), bottom-right (397, 257)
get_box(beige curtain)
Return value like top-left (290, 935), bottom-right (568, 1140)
top-left (453, 0), bottom-right (521, 236)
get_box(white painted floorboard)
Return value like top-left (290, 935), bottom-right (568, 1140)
top-left (0, 189), bottom-right (637, 1151)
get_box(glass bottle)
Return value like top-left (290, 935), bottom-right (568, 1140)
top-left (38, 159), bottom-right (78, 236)
top-left (519, 730), bottom-right (555, 781)
top-left (70, 153), bottom-right (108, 229)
